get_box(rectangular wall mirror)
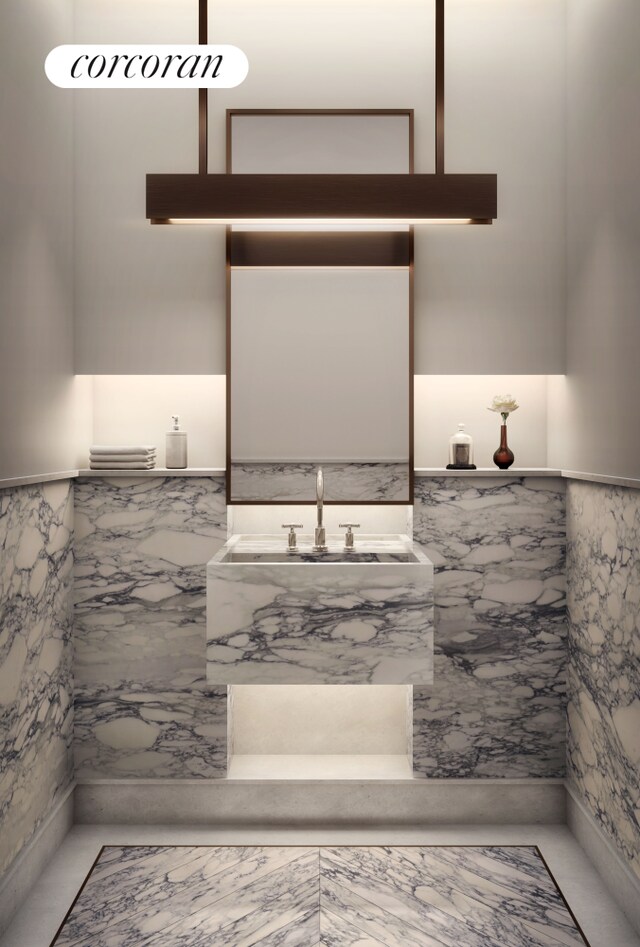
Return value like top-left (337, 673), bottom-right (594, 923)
top-left (227, 110), bottom-right (414, 504)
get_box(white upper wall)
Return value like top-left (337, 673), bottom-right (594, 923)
top-left (73, 0), bottom-right (226, 374)
top-left (73, 0), bottom-right (566, 376)
top-left (549, 0), bottom-right (640, 479)
top-left (416, 0), bottom-right (566, 374)
top-left (0, 0), bottom-right (89, 481)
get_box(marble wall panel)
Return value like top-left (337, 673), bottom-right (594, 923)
top-left (207, 551), bottom-right (434, 685)
top-left (230, 462), bottom-right (410, 502)
top-left (0, 480), bottom-right (74, 878)
top-left (73, 477), bottom-right (227, 778)
top-left (73, 474), bottom-right (574, 783)
top-left (566, 481), bottom-right (640, 881)
top-left (412, 477), bottom-right (566, 777)
top-left (74, 681), bottom-right (227, 779)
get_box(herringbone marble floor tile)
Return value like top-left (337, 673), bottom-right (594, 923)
top-left (51, 845), bottom-right (590, 946)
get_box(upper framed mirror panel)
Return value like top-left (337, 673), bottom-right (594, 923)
top-left (228, 110), bottom-right (413, 177)
top-left (226, 110), bottom-right (414, 505)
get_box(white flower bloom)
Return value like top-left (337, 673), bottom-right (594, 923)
top-left (488, 394), bottom-right (519, 416)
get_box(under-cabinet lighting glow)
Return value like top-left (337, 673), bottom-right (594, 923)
top-left (230, 266), bottom-right (410, 271)
top-left (231, 223), bottom-right (412, 233)
top-left (153, 217), bottom-right (481, 226)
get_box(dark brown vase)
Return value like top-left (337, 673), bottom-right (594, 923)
top-left (493, 424), bottom-right (514, 469)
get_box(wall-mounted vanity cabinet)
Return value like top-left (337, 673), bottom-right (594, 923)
top-left (207, 533), bottom-right (434, 685)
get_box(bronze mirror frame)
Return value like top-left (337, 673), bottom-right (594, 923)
top-left (225, 109), bottom-right (414, 506)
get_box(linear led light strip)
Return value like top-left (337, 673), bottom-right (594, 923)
top-left (153, 218), bottom-right (479, 226)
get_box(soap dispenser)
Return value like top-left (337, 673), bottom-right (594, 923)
top-left (446, 423), bottom-right (476, 470)
top-left (166, 415), bottom-right (188, 469)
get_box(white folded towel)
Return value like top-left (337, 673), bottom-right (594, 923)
top-left (89, 461), bottom-right (157, 469)
top-left (90, 452), bottom-right (156, 463)
top-left (90, 445), bottom-right (157, 455)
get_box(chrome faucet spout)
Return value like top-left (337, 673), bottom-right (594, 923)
top-left (316, 467), bottom-right (324, 525)
top-left (314, 467), bottom-right (327, 551)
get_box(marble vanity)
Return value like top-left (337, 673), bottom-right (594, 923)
top-left (206, 534), bottom-right (433, 685)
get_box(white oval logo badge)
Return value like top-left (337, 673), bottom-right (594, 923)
top-left (45, 45), bottom-right (248, 89)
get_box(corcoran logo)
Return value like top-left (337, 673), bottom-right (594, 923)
top-left (45, 45), bottom-right (248, 88)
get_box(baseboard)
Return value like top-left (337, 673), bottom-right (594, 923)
top-left (566, 782), bottom-right (640, 936)
top-left (75, 778), bottom-right (565, 826)
top-left (0, 784), bottom-right (75, 935)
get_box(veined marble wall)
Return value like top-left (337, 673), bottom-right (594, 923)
top-left (566, 481), bottom-right (640, 881)
top-left (73, 477), bottom-right (227, 778)
top-left (0, 481), bottom-right (74, 879)
top-left (230, 463), bottom-right (410, 503)
top-left (5, 472), bottom-right (637, 874)
top-left (413, 477), bottom-right (567, 778)
top-left (74, 475), bottom-right (568, 780)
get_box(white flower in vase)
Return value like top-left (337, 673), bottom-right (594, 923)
top-left (488, 394), bottom-right (519, 425)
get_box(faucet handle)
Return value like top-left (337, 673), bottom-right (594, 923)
top-left (339, 523), bottom-right (360, 549)
top-left (282, 523), bottom-right (303, 550)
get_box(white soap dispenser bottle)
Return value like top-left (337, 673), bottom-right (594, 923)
top-left (166, 415), bottom-right (188, 469)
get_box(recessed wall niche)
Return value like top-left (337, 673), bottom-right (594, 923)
top-left (228, 685), bottom-right (413, 780)
top-left (86, 375), bottom-right (226, 469)
top-left (82, 374), bottom-right (555, 472)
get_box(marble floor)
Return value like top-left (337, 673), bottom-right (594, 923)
top-left (2, 826), bottom-right (638, 947)
top-left (50, 843), bottom-right (590, 946)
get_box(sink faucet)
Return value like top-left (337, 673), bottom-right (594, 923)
top-left (314, 467), bottom-right (327, 552)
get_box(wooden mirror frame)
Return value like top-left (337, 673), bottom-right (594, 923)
top-left (226, 109), bottom-right (414, 506)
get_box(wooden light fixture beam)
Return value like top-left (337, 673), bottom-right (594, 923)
top-left (148, 172), bottom-right (496, 222)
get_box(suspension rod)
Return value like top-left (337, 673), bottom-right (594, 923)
top-left (198, 0), bottom-right (208, 174)
top-left (435, 0), bottom-right (445, 174)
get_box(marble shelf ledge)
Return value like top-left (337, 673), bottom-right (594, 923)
top-left (414, 467), bottom-right (562, 478)
top-left (561, 469), bottom-right (640, 491)
top-left (0, 469), bottom-right (78, 490)
top-left (415, 468), bottom-right (640, 489)
top-left (77, 467), bottom-right (226, 478)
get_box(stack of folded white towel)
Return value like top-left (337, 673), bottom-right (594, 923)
top-left (89, 445), bottom-right (157, 470)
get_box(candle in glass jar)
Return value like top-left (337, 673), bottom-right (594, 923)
top-left (447, 423), bottom-right (475, 469)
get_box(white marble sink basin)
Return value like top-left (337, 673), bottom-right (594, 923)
top-left (219, 535), bottom-right (426, 564)
top-left (206, 534), bottom-right (433, 685)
